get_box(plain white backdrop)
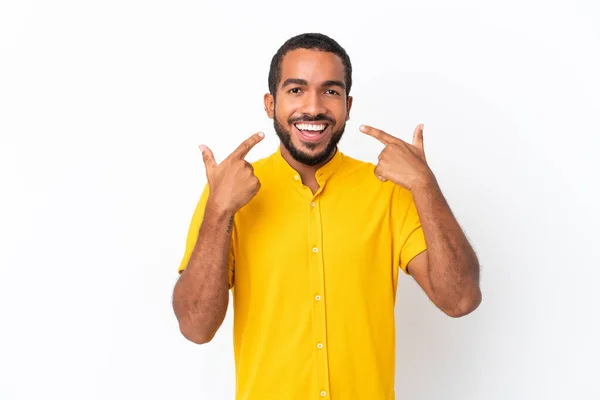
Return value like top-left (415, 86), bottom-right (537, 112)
top-left (1, 1), bottom-right (599, 399)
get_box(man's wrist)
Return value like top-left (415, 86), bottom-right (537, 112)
top-left (205, 197), bottom-right (235, 222)
top-left (411, 173), bottom-right (438, 195)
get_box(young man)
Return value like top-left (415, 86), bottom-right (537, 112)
top-left (173, 33), bottom-right (481, 400)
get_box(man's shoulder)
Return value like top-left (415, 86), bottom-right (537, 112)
top-left (338, 152), bottom-right (408, 198)
top-left (249, 151), bottom-right (276, 171)
top-left (338, 152), bottom-right (378, 178)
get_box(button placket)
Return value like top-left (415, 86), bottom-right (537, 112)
top-left (308, 195), bottom-right (331, 398)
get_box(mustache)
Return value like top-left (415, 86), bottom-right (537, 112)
top-left (289, 114), bottom-right (335, 124)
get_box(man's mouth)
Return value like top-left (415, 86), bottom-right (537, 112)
top-left (293, 122), bottom-right (330, 143)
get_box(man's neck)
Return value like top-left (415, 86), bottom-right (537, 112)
top-left (279, 143), bottom-right (337, 194)
top-left (279, 143), bottom-right (336, 180)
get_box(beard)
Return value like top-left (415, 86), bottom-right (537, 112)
top-left (273, 109), bottom-right (346, 167)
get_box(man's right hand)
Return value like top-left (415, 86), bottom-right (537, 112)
top-left (200, 132), bottom-right (265, 216)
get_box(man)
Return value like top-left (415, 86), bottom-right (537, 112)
top-left (172, 33), bottom-right (481, 400)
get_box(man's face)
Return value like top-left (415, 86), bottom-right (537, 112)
top-left (266, 49), bottom-right (352, 166)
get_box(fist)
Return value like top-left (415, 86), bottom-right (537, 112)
top-left (200, 132), bottom-right (265, 215)
top-left (360, 124), bottom-right (434, 191)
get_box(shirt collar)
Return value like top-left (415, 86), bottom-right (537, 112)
top-left (273, 146), bottom-right (344, 185)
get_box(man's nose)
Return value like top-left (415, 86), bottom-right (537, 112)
top-left (301, 91), bottom-right (327, 117)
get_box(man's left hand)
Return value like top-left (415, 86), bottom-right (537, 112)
top-left (360, 124), bottom-right (435, 191)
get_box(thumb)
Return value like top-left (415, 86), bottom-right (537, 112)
top-left (412, 124), bottom-right (424, 150)
top-left (199, 145), bottom-right (217, 172)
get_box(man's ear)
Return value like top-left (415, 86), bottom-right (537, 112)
top-left (346, 96), bottom-right (353, 121)
top-left (264, 93), bottom-right (275, 119)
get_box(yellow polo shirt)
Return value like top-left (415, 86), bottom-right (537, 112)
top-left (178, 147), bottom-right (427, 400)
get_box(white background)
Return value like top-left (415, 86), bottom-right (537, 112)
top-left (1, 1), bottom-right (599, 399)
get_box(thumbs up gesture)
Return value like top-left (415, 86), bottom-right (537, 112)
top-left (360, 124), bottom-right (434, 192)
top-left (200, 132), bottom-right (265, 216)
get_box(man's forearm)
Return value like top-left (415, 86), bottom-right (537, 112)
top-left (173, 204), bottom-right (233, 344)
top-left (412, 177), bottom-right (481, 315)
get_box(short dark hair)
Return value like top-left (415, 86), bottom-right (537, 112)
top-left (268, 33), bottom-right (352, 98)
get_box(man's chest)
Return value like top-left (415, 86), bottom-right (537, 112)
top-left (231, 186), bottom-right (396, 292)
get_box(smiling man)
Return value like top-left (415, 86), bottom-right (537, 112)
top-left (172, 33), bottom-right (481, 400)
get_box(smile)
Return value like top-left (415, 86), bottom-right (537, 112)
top-left (294, 123), bottom-right (328, 133)
top-left (293, 122), bottom-right (330, 143)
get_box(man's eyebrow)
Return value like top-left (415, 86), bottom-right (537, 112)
top-left (322, 80), bottom-right (346, 90)
top-left (281, 78), bottom-right (308, 87)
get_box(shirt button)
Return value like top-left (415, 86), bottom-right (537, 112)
top-left (317, 343), bottom-right (323, 349)
top-left (315, 295), bottom-right (321, 301)
top-left (321, 391), bottom-right (327, 397)
top-left (310, 202), bottom-right (316, 207)
top-left (312, 247), bottom-right (318, 253)
top-left (294, 174), bottom-right (299, 181)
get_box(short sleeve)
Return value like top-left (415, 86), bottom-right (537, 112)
top-left (177, 184), bottom-right (235, 289)
top-left (391, 185), bottom-right (428, 275)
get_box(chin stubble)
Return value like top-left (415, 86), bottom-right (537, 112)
top-left (273, 111), bottom-right (346, 167)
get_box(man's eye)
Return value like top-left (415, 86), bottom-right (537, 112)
top-left (289, 88), bottom-right (302, 94)
top-left (325, 89), bottom-right (340, 95)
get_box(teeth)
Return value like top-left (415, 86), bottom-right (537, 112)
top-left (295, 123), bottom-right (326, 131)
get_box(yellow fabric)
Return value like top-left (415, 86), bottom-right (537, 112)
top-left (178, 147), bottom-right (427, 400)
